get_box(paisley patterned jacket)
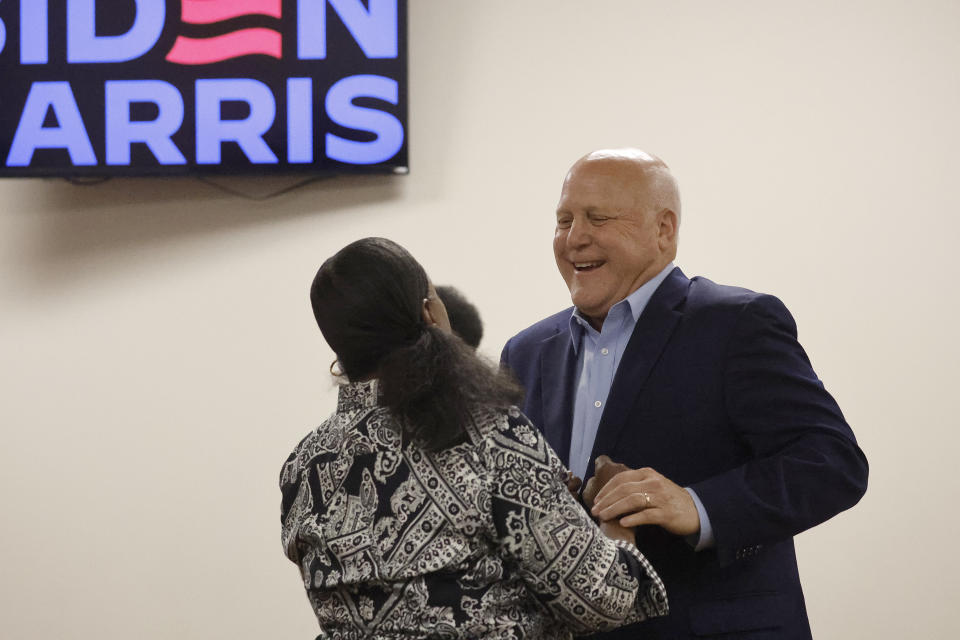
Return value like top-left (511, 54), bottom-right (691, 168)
top-left (280, 380), bottom-right (668, 639)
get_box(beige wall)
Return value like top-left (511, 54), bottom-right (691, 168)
top-left (1, 1), bottom-right (957, 638)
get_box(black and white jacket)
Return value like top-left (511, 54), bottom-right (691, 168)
top-left (280, 380), bottom-right (667, 639)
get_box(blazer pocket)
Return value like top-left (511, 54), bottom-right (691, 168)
top-left (688, 592), bottom-right (785, 636)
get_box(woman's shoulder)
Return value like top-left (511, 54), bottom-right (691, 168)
top-left (279, 413), bottom-right (338, 486)
top-left (280, 405), bottom-right (399, 481)
top-left (465, 405), bottom-right (547, 455)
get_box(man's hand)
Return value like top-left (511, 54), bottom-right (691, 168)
top-left (591, 464), bottom-right (701, 537)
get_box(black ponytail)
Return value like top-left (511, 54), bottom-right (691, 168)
top-left (311, 238), bottom-right (522, 449)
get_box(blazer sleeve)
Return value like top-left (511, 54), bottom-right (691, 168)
top-left (482, 407), bottom-right (668, 633)
top-left (689, 294), bottom-right (869, 566)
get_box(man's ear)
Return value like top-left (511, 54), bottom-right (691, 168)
top-left (658, 208), bottom-right (679, 250)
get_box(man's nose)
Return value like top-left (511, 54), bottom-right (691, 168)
top-left (566, 217), bottom-right (592, 248)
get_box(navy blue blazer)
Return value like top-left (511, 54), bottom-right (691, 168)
top-left (501, 267), bottom-right (868, 639)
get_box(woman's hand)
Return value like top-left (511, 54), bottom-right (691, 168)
top-left (599, 518), bottom-right (636, 545)
top-left (565, 471), bottom-right (583, 500)
top-left (582, 455), bottom-right (630, 510)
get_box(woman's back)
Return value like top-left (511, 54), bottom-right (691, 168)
top-left (280, 380), bottom-right (667, 639)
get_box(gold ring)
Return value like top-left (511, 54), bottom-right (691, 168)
top-left (642, 492), bottom-right (651, 508)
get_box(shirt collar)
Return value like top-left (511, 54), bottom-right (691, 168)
top-left (336, 378), bottom-right (381, 413)
top-left (568, 262), bottom-right (676, 353)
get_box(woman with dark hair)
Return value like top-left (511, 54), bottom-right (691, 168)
top-left (279, 237), bottom-right (667, 639)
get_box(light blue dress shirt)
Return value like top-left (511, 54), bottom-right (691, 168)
top-left (567, 263), bottom-right (715, 550)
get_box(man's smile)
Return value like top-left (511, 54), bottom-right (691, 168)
top-left (573, 260), bottom-right (605, 272)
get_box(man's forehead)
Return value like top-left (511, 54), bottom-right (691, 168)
top-left (557, 170), bottom-right (645, 213)
top-left (562, 158), bottom-right (647, 195)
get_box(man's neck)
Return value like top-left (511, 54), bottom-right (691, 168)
top-left (577, 262), bottom-right (677, 333)
top-left (585, 313), bottom-right (606, 332)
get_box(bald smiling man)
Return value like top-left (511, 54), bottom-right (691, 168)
top-left (501, 150), bottom-right (868, 639)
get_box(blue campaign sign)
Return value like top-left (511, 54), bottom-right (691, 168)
top-left (0, 0), bottom-right (408, 177)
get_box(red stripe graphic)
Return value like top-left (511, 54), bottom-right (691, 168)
top-left (181, 0), bottom-right (281, 24)
top-left (166, 28), bottom-right (282, 65)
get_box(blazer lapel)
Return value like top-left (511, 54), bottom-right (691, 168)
top-left (586, 267), bottom-right (690, 479)
top-left (538, 329), bottom-right (578, 466)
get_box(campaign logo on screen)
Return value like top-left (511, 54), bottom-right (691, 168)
top-left (166, 0), bottom-right (284, 65)
top-left (0, 0), bottom-right (408, 177)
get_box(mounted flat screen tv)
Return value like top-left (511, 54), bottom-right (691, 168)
top-left (0, 0), bottom-right (408, 178)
